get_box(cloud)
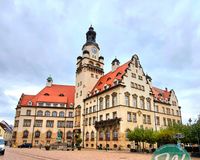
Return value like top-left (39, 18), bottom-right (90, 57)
top-left (0, 0), bottom-right (200, 124)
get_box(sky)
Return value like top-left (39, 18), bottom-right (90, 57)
top-left (0, 0), bottom-right (200, 125)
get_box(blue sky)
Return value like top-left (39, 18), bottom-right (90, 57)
top-left (0, 0), bottom-right (200, 124)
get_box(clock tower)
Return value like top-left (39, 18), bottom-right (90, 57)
top-left (74, 26), bottom-right (104, 139)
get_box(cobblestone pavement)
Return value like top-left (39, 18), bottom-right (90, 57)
top-left (0, 147), bottom-right (199, 160)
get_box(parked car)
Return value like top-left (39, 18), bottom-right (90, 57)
top-left (0, 137), bottom-right (5, 155)
top-left (18, 143), bottom-right (32, 148)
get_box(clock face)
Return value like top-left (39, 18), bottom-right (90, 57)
top-left (91, 47), bottom-right (97, 54)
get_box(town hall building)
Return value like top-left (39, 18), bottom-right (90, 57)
top-left (12, 26), bottom-right (182, 150)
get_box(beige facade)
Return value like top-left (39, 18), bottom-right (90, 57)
top-left (13, 26), bottom-right (182, 149)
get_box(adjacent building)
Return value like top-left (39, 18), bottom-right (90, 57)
top-left (13, 26), bottom-right (182, 149)
top-left (0, 121), bottom-right (13, 145)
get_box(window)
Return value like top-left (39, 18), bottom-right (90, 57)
top-left (89, 107), bottom-right (92, 113)
top-left (113, 112), bottom-right (117, 119)
top-left (147, 115), bottom-right (151, 124)
top-left (66, 121), bottom-right (73, 128)
top-left (68, 112), bottom-right (73, 117)
top-left (176, 110), bottom-right (179, 116)
top-left (66, 131), bottom-right (72, 139)
top-left (91, 131), bottom-right (95, 141)
top-left (23, 130), bottom-right (29, 138)
top-left (106, 130), bottom-right (110, 141)
top-left (132, 95), bottom-right (137, 107)
top-left (92, 117), bottom-right (96, 125)
top-left (46, 103), bottom-right (51, 106)
top-left (99, 98), bottom-right (103, 110)
top-left (133, 113), bottom-right (137, 122)
top-left (14, 120), bottom-right (19, 127)
top-left (91, 74), bottom-right (94, 78)
top-left (146, 99), bottom-right (151, 110)
top-left (23, 119), bottom-right (31, 127)
top-left (172, 109), bottom-right (174, 115)
top-left (89, 118), bottom-right (91, 126)
top-left (162, 107), bottom-right (165, 113)
top-left (167, 118), bottom-right (172, 126)
top-left (127, 112), bottom-right (132, 122)
top-left (155, 105), bottom-right (159, 112)
top-left (140, 98), bottom-right (145, 109)
top-left (99, 131), bottom-right (104, 141)
top-left (173, 119), bottom-right (176, 125)
top-left (46, 120), bottom-right (54, 128)
top-left (37, 110), bottom-right (43, 116)
top-left (163, 118), bottom-right (166, 126)
top-left (156, 116), bottom-right (160, 125)
top-left (80, 91), bottom-right (82, 96)
top-left (112, 93), bottom-right (117, 106)
top-left (100, 115), bottom-right (103, 121)
top-left (113, 130), bottom-right (118, 140)
top-left (52, 111), bottom-right (57, 117)
top-left (57, 121), bottom-right (65, 128)
top-left (35, 131), bottom-right (40, 138)
top-left (59, 111), bottom-right (64, 117)
top-left (143, 115), bottom-right (147, 124)
top-left (35, 120), bottom-right (43, 127)
top-left (38, 102), bottom-right (44, 106)
top-left (166, 108), bottom-right (170, 115)
top-left (106, 113), bottom-right (110, 120)
top-left (138, 75), bottom-right (143, 80)
top-left (26, 110), bottom-right (31, 116)
top-left (46, 131), bottom-right (52, 138)
top-left (86, 108), bottom-right (88, 114)
top-left (125, 92), bottom-right (130, 106)
top-left (86, 132), bottom-right (89, 141)
top-left (12, 131), bottom-right (17, 138)
top-left (132, 73), bottom-right (136, 78)
top-left (93, 105), bottom-right (96, 112)
top-left (45, 111), bottom-right (50, 117)
top-left (105, 96), bottom-right (110, 108)
top-left (53, 103), bottom-right (58, 107)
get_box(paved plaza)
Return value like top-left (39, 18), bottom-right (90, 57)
top-left (0, 147), bottom-right (199, 160)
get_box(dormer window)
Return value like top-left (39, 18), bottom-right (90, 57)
top-left (44, 93), bottom-right (49, 96)
top-left (107, 77), bottom-right (111, 81)
top-left (158, 93), bottom-right (163, 97)
top-left (28, 101), bottom-right (32, 106)
top-left (59, 94), bottom-right (64, 97)
top-left (113, 79), bottom-right (119, 85)
top-left (116, 72), bottom-right (121, 77)
top-left (70, 103), bottom-right (73, 108)
top-left (98, 82), bottom-right (103, 86)
top-left (104, 84), bottom-right (109, 90)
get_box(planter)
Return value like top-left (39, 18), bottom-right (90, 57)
top-left (45, 146), bottom-right (50, 150)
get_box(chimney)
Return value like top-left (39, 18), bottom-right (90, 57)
top-left (165, 87), bottom-right (168, 92)
top-left (111, 58), bottom-right (120, 72)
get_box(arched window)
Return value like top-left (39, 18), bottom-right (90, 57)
top-left (35, 130), bottom-right (40, 138)
top-left (45, 111), bottom-right (50, 117)
top-left (59, 111), bottom-right (64, 117)
top-left (140, 97), bottom-right (145, 109)
top-left (125, 92), bottom-right (130, 106)
top-left (132, 95), bottom-right (137, 108)
top-left (91, 131), bottom-right (94, 141)
top-left (37, 110), bottom-right (43, 116)
top-left (99, 97), bottom-right (103, 110)
top-left (23, 130), bottom-right (29, 138)
top-left (46, 131), bottom-right (52, 138)
top-left (86, 132), bottom-right (89, 141)
top-left (146, 98), bottom-right (151, 110)
top-left (113, 129), bottom-right (118, 141)
top-left (66, 131), bottom-right (72, 139)
top-left (99, 131), bottom-right (104, 141)
top-left (112, 92), bottom-right (117, 106)
top-left (52, 111), bottom-right (57, 117)
top-left (105, 95), bottom-right (110, 108)
top-left (106, 130), bottom-right (110, 141)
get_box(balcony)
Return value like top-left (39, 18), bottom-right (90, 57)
top-left (95, 118), bottom-right (121, 129)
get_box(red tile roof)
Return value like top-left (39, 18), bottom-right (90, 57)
top-left (19, 84), bottom-right (75, 107)
top-left (152, 87), bottom-right (171, 103)
top-left (91, 61), bottom-right (131, 94)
